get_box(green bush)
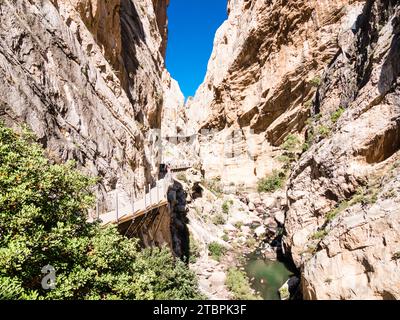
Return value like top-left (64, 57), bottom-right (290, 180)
top-left (257, 170), bottom-right (286, 193)
top-left (309, 76), bottom-right (322, 87)
top-left (311, 229), bottom-right (328, 240)
top-left (246, 238), bottom-right (257, 248)
top-left (331, 107), bottom-right (345, 123)
top-left (0, 123), bottom-right (201, 300)
top-left (226, 268), bottom-right (259, 300)
top-left (278, 154), bottom-right (294, 165)
top-left (304, 99), bottom-right (313, 108)
top-left (234, 221), bottom-right (244, 229)
top-left (278, 285), bottom-right (290, 300)
top-left (222, 201), bottom-right (231, 214)
top-left (383, 189), bottom-right (397, 199)
top-left (302, 132), bottom-right (315, 152)
top-left (176, 173), bottom-right (187, 183)
top-left (208, 242), bottom-right (226, 261)
top-left (325, 186), bottom-right (380, 224)
top-left (212, 213), bottom-right (226, 225)
top-left (318, 125), bottom-right (330, 138)
top-left (203, 177), bottom-right (223, 197)
top-left (281, 134), bottom-right (300, 152)
top-left (188, 234), bottom-right (201, 264)
top-left (325, 201), bottom-right (350, 223)
top-left (303, 116), bottom-right (320, 151)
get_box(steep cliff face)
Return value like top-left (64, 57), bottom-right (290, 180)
top-left (161, 69), bottom-right (186, 137)
top-left (0, 0), bottom-right (170, 208)
top-left (189, 0), bottom-right (400, 299)
top-left (189, 0), bottom-right (365, 187)
top-left (284, 0), bottom-right (400, 299)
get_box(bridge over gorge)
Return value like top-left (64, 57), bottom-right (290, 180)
top-left (89, 174), bottom-right (173, 227)
top-left (89, 160), bottom-right (198, 245)
top-left (86, 173), bottom-right (175, 251)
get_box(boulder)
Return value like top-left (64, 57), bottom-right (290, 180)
top-left (254, 225), bottom-right (266, 238)
top-left (274, 211), bottom-right (285, 225)
top-left (209, 272), bottom-right (226, 287)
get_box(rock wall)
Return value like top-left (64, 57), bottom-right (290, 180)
top-left (188, 0), bottom-right (400, 299)
top-left (161, 69), bottom-right (186, 137)
top-left (161, 70), bottom-right (201, 169)
top-left (189, 0), bottom-right (366, 187)
top-left (0, 0), bottom-right (170, 207)
top-left (284, 0), bottom-right (400, 299)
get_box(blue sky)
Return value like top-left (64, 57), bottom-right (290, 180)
top-left (166, 0), bottom-right (228, 98)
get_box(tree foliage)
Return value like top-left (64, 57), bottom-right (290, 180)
top-left (226, 268), bottom-right (260, 300)
top-left (257, 170), bottom-right (286, 193)
top-left (0, 123), bottom-right (201, 300)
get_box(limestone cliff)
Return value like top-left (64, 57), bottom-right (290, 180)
top-left (284, 0), bottom-right (400, 299)
top-left (189, 0), bottom-right (400, 299)
top-left (0, 0), bottom-right (170, 208)
top-left (189, 0), bottom-right (366, 187)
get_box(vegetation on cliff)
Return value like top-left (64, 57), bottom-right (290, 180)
top-left (0, 124), bottom-right (201, 300)
top-left (226, 268), bottom-right (260, 300)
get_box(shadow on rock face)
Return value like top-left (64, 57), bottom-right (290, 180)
top-left (378, 15), bottom-right (400, 95)
top-left (168, 179), bottom-right (190, 262)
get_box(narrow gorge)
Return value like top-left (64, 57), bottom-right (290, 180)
top-left (0, 0), bottom-right (399, 300)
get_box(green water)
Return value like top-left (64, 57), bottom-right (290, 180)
top-left (244, 252), bottom-right (294, 300)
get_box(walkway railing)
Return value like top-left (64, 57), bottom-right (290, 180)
top-left (169, 160), bottom-right (195, 171)
top-left (90, 174), bottom-right (173, 226)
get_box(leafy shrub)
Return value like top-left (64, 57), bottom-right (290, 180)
top-left (222, 234), bottom-right (229, 242)
top-left (246, 238), bottom-right (257, 248)
top-left (0, 123), bottom-right (201, 300)
top-left (188, 234), bottom-right (201, 264)
top-left (226, 268), bottom-right (259, 300)
top-left (277, 155), bottom-right (291, 165)
top-left (222, 201), bottom-right (231, 214)
top-left (383, 189), bottom-right (397, 199)
top-left (318, 125), bottom-right (331, 138)
top-left (177, 173), bottom-right (187, 183)
top-left (302, 244), bottom-right (318, 256)
top-left (278, 285), bottom-right (290, 300)
top-left (331, 107), bottom-right (345, 123)
top-left (302, 130), bottom-right (315, 152)
top-left (304, 99), bottom-right (313, 108)
top-left (203, 177), bottom-right (223, 197)
top-left (303, 115), bottom-right (321, 151)
top-left (309, 76), bottom-right (322, 87)
top-left (311, 229), bottom-right (328, 240)
top-left (281, 134), bottom-right (300, 152)
top-left (257, 170), bottom-right (286, 193)
top-left (279, 134), bottom-right (301, 169)
top-left (212, 213), bottom-right (226, 225)
top-left (325, 201), bottom-right (350, 223)
top-left (208, 242), bottom-right (226, 261)
top-left (234, 221), bottom-right (244, 229)
top-left (325, 186), bottom-right (379, 224)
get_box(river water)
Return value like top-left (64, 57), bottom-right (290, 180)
top-left (244, 250), bottom-right (296, 300)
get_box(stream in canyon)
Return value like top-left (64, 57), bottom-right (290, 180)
top-left (244, 249), bottom-right (296, 300)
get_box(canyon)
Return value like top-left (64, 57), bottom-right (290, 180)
top-left (0, 0), bottom-right (399, 300)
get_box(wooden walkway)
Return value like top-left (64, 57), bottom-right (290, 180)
top-left (90, 175), bottom-right (172, 226)
top-left (90, 161), bottom-right (194, 227)
top-left (170, 161), bottom-right (194, 172)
